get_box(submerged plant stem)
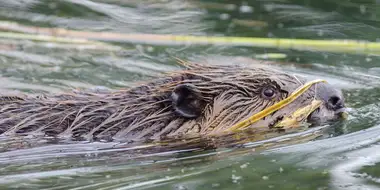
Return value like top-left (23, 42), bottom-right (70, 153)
top-left (1, 21), bottom-right (380, 55)
top-left (0, 32), bottom-right (122, 51)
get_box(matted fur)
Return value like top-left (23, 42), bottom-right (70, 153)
top-left (0, 62), bottom-right (335, 142)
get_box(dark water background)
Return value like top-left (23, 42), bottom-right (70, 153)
top-left (1, 0), bottom-right (380, 189)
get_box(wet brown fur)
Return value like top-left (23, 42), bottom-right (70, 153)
top-left (0, 61), bottom-right (326, 143)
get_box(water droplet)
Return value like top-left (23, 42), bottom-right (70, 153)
top-left (262, 176), bottom-right (269, 180)
top-left (317, 30), bottom-right (324, 36)
top-left (360, 5), bottom-right (367, 14)
top-left (176, 185), bottom-right (187, 190)
top-left (240, 5), bottom-right (254, 13)
top-left (219, 13), bottom-right (230, 20)
top-left (212, 183), bottom-right (220, 187)
top-left (232, 174), bottom-right (242, 183)
top-left (225, 4), bottom-right (236, 11)
top-left (146, 46), bottom-right (154, 52)
top-left (240, 163), bottom-right (249, 169)
top-left (48, 2), bottom-right (57, 9)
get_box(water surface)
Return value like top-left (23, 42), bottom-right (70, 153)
top-left (1, 0), bottom-right (380, 189)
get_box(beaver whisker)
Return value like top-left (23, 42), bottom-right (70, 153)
top-left (292, 74), bottom-right (303, 85)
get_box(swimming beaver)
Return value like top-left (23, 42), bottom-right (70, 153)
top-left (0, 62), bottom-right (345, 143)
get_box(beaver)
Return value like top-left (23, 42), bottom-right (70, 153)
top-left (0, 61), bottom-right (346, 144)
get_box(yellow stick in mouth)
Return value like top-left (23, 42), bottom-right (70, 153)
top-left (274, 99), bottom-right (322, 129)
top-left (225, 79), bottom-right (327, 132)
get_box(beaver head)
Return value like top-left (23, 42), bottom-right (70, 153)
top-left (0, 62), bottom-right (346, 142)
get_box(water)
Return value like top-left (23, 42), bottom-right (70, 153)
top-left (1, 0), bottom-right (380, 189)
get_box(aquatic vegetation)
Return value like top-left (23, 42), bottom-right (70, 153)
top-left (3, 21), bottom-right (380, 56)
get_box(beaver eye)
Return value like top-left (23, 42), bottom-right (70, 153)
top-left (262, 87), bottom-right (276, 99)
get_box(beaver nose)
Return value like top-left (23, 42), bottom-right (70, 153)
top-left (327, 95), bottom-right (345, 111)
top-left (316, 83), bottom-right (345, 111)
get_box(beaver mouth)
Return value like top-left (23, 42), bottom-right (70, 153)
top-left (306, 107), bottom-right (348, 127)
top-left (272, 101), bottom-right (348, 130)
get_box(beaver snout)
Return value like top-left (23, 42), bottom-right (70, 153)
top-left (306, 83), bottom-right (347, 126)
top-left (327, 95), bottom-right (345, 111)
top-left (316, 83), bottom-right (345, 112)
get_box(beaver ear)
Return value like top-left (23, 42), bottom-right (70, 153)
top-left (171, 84), bottom-right (205, 119)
